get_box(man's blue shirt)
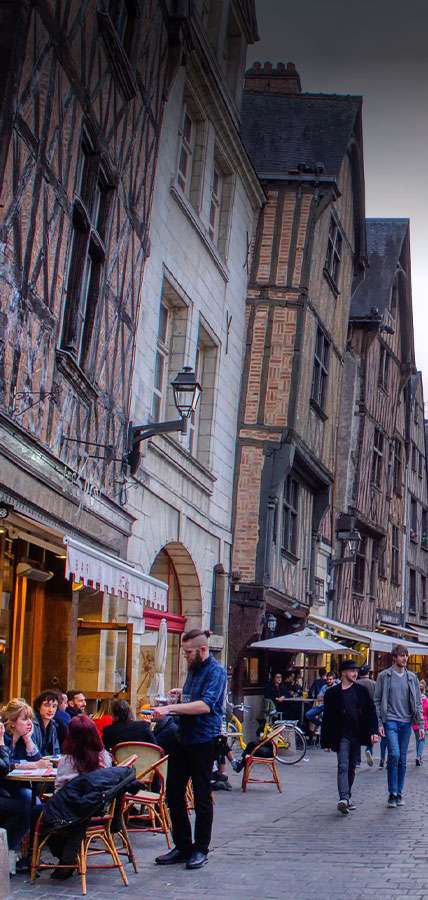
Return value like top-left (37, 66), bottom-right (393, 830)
top-left (179, 654), bottom-right (227, 745)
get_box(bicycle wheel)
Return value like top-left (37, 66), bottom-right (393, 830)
top-left (275, 724), bottom-right (306, 764)
top-left (226, 723), bottom-right (241, 752)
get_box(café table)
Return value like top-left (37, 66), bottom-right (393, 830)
top-left (7, 768), bottom-right (56, 804)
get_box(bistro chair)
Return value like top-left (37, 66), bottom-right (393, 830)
top-left (113, 742), bottom-right (171, 848)
top-left (241, 725), bottom-right (285, 794)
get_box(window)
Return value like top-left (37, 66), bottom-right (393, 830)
top-left (108, 0), bottom-right (136, 56)
top-left (177, 108), bottom-right (195, 195)
top-left (176, 100), bottom-right (205, 212)
top-left (412, 443), bottom-right (417, 472)
top-left (371, 428), bottom-right (384, 488)
top-left (391, 525), bottom-right (400, 584)
top-left (151, 279), bottom-right (188, 423)
top-left (188, 323), bottom-right (218, 467)
top-left (415, 401), bottom-right (420, 425)
top-left (61, 136), bottom-right (111, 372)
top-left (281, 477), bottom-right (299, 556)
top-left (409, 568), bottom-right (417, 614)
top-left (314, 578), bottom-right (325, 601)
top-left (208, 164), bottom-right (223, 244)
top-left (419, 451), bottom-right (424, 479)
top-left (393, 439), bottom-right (402, 495)
top-left (370, 543), bottom-right (379, 598)
top-left (422, 575), bottom-right (427, 618)
top-left (422, 509), bottom-right (428, 548)
top-left (353, 538), bottom-right (366, 595)
top-left (390, 277), bottom-right (399, 317)
top-left (311, 328), bottom-right (330, 411)
top-left (324, 216), bottom-right (342, 287)
top-left (410, 497), bottom-right (418, 540)
top-left (378, 344), bottom-right (390, 391)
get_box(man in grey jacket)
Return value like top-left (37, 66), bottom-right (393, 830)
top-left (374, 644), bottom-right (424, 808)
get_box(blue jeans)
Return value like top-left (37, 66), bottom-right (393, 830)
top-left (414, 729), bottom-right (425, 759)
top-left (380, 735), bottom-right (388, 763)
top-left (385, 720), bottom-right (412, 796)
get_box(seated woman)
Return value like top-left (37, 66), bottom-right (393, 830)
top-left (0, 699), bottom-right (47, 873)
top-left (47, 715), bottom-right (112, 879)
top-left (32, 691), bottom-right (61, 757)
top-left (102, 699), bottom-right (154, 752)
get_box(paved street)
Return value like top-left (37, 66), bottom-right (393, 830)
top-left (7, 743), bottom-right (428, 900)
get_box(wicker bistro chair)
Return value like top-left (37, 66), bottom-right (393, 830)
top-left (241, 725), bottom-right (286, 794)
top-left (113, 742), bottom-right (171, 848)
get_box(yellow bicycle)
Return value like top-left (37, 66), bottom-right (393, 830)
top-left (226, 701), bottom-right (307, 765)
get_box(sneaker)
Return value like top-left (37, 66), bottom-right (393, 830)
top-left (379, 759), bottom-right (385, 768)
top-left (337, 800), bottom-right (350, 815)
top-left (366, 749), bottom-right (374, 767)
top-left (387, 794), bottom-right (397, 808)
top-left (347, 799), bottom-right (356, 810)
top-left (416, 757), bottom-right (422, 766)
top-left (231, 759), bottom-right (240, 772)
top-left (396, 795), bottom-right (405, 806)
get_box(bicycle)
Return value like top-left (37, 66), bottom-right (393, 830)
top-left (262, 714), bottom-right (307, 765)
top-left (225, 702), bottom-right (249, 751)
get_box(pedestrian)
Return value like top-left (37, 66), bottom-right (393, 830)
top-left (374, 644), bottom-right (424, 807)
top-left (357, 664), bottom-right (376, 765)
top-left (320, 659), bottom-right (378, 815)
top-left (412, 679), bottom-right (428, 766)
top-left (152, 628), bottom-right (227, 870)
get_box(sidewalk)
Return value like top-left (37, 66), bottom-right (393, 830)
top-left (8, 745), bottom-right (428, 900)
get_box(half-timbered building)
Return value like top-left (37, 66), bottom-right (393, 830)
top-left (228, 61), bottom-right (367, 693)
top-left (0, 0), bottom-right (181, 703)
top-left (332, 219), bottom-right (428, 633)
top-left (125, 0), bottom-right (264, 700)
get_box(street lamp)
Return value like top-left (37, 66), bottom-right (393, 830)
top-left (266, 613), bottom-right (277, 634)
top-left (126, 366), bottom-right (202, 474)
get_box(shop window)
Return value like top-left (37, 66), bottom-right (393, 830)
top-left (371, 428), bottom-right (383, 488)
top-left (281, 477), bottom-right (299, 556)
top-left (391, 525), bottom-right (400, 585)
top-left (353, 538), bottom-right (366, 595)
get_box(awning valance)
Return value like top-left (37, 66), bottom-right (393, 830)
top-left (64, 536), bottom-right (167, 611)
top-left (310, 614), bottom-right (428, 655)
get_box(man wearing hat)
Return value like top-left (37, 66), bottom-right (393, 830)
top-left (321, 659), bottom-right (379, 814)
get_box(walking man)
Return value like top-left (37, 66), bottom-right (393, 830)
top-left (357, 664), bottom-right (377, 765)
top-left (374, 644), bottom-right (424, 807)
top-left (321, 659), bottom-right (378, 814)
top-left (152, 629), bottom-right (227, 870)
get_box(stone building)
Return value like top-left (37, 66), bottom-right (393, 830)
top-left (0, 0), bottom-right (180, 703)
top-left (125, 1), bottom-right (264, 701)
top-left (228, 62), bottom-right (367, 692)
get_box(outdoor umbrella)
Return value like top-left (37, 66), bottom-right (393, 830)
top-left (250, 626), bottom-right (353, 653)
top-left (148, 617), bottom-right (168, 700)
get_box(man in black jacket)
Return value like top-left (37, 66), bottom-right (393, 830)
top-left (321, 660), bottom-right (378, 815)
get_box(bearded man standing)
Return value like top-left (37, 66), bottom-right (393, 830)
top-left (153, 629), bottom-right (227, 870)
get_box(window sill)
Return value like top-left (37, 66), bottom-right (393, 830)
top-left (97, 10), bottom-right (137, 101)
top-left (170, 183), bottom-right (229, 283)
top-left (56, 350), bottom-right (99, 403)
top-left (322, 267), bottom-right (340, 298)
top-left (280, 549), bottom-right (299, 564)
top-left (309, 398), bottom-right (328, 422)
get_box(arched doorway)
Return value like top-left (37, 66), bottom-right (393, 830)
top-left (136, 543), bottom-right (202, 704)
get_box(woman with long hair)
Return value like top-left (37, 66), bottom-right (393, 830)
top-left (55, 715), bottom-right (111, 790)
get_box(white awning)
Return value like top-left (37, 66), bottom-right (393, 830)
top-left (310, 614), bottom-right (428, 655)
top-left (64, 536), bottom-right (167, 611)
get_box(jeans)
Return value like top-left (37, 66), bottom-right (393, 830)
top-left (0, 785), bottom-right (40, 851)
top-left (337, 737), bottom-right (360, 801)
top-left (385, 720), bottom-right (412, 796)
top-left (166, 739), bottom-right (217, 854)
top-left (380, 735), bottom-right (388, 763)
top-left (414, 729), bottom-right (425, 759)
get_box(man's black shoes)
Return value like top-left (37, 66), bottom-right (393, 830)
top-left (155, 848), bottom-right (191, 865)
top-left (186, 850), bottom-right (209, 869)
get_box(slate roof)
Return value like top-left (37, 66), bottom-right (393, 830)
top-left (241, 92), bottom-right (362, 179)
top-left (350, 219), bottom-right (409, 319)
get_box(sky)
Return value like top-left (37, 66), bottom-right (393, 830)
top-left (248, 0), bottom-right (428, 394)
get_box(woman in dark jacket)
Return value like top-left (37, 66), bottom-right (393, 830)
top-left (32, 691), bottom-right (61, 756)
top-left (102, 700), bottom-right (154, 752)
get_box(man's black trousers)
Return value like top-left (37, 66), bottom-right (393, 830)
top-left (166, 739), bottom-right (217, 855)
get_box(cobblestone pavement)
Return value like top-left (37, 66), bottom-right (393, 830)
top-left (7, 744), bottom-right (428, 900)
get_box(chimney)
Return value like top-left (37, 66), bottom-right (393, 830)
top-left (244, 61), bottom-right (302, 95)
